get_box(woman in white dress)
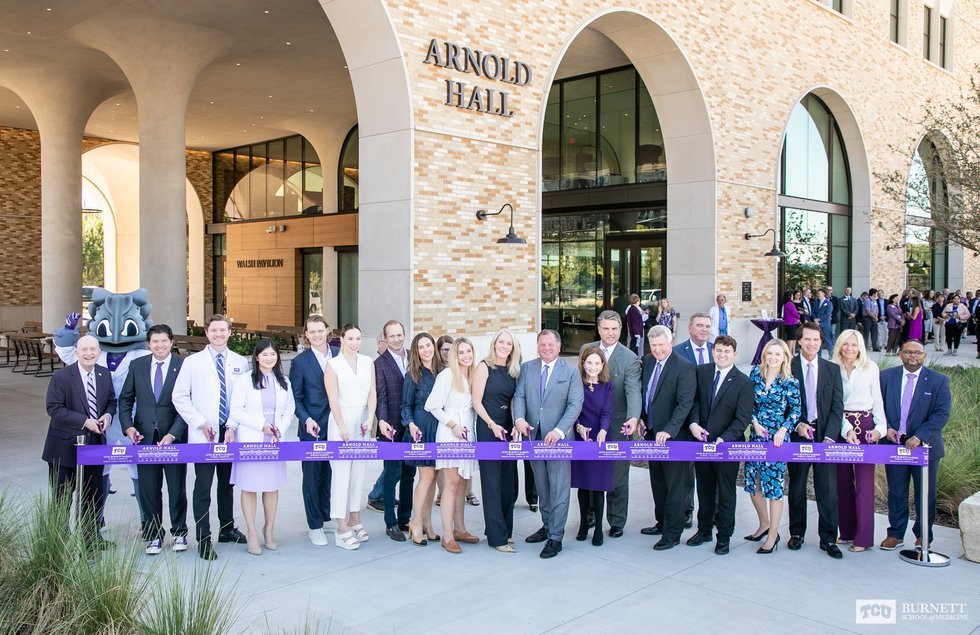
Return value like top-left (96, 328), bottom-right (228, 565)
top-left (425, 337), bottom-right (480, 553)
top-left (229, 338), bottom-right (295, 556)
top-left (325, 324), bottom-right (377, 550)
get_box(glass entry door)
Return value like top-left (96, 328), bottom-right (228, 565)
top-left (605, 238), bottom-right (665, 328)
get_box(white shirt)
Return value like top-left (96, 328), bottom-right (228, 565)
top-left (800, 355), bottom-right (820, 396)
top-left (599, 343), bottom-right (616, 361)
top-left (839, 362), bottom-right (887, 436)
top-left (540, 359), bottom-right (556, 392)
top-left (900, 366), bottom-right (923, 401)
top-left (312, 346), bottom-right (332, 372)
top-left (713, 364), bottom-right (734, 395)
top-left (78, 364), bottom-right (97, 387)
top-left (148, 354), bottom-right (172, 384)
top-left (388, 348), bottom-right (408, 376)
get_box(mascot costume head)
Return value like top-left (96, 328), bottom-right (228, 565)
top-left (54, 288), bottom-right (153, 371)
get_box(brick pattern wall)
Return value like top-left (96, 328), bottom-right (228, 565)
top-left (0, 127), bottom-right (42, 307)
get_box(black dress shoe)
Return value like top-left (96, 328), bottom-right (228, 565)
top-left (529, 504), bottom-right (538, 512)
top-left (686, 532), bottom-right (711, 546)
top-left (576, 526), bottom-right (589, 541)
top-left (525, 527), bottom-right (548, 543)
top-left (653, 537), bottom-right (680, 551)
top-left (640, 524), bottom-right (663, 536)
top-left (592, 531), bottom-right (604, 546)
top-left (386, 526), bottom-right (406, 542)
top-left (398, 523), bottom-right (410, 532)
top-left (683, 511), bottom-right (693, 528)
top-left (540, 539), bottom-right (562, 558)
top-left (787, 535), bottom-right (804, 550)
top-left (714, 541), bottom-right (730, 555)
top-left (757, 534), bottom-right (780, 554)
top-left (608, 526), bottom-right (623, 538)
top-left (743, 528), bottom-right (769, 542)
top-left (218, 528), bottom-right (247, 544)
top-left (198, 538), bottom-right (217, 560)
top-left (820, 542), bottom-right (844, 559)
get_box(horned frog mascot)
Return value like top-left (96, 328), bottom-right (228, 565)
top-left (54, 288), bottom-right (154, 519)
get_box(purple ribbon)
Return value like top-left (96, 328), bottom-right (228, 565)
top-left (78, 441), bottom-right (926, 467)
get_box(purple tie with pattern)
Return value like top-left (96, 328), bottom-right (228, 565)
top-left (153, 361), bottom-right (164, 402)
top-left (805, 362), bottom-right (817, 423)
top-left (899, 373), bottom-right (916, 435)
top-left (697, 347), bottom-right (705, 365)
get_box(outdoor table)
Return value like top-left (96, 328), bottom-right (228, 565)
top-left (750, 318), bottom-right (783, 364)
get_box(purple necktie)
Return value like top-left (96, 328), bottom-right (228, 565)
top-left (708, 369), bottom-right (721, 414)
top-left (899, 373), bottom-right (916, 435)
top-left (697, 348), bottom-right (705, 365)
top-left (805, 362), bottom-right (817, 423)
top-left (646, 361), bottom-right (663, 412)
top-left (539, 363), bottom-right (550, 400)
top-left (153, 361), bottom-right (164, 401)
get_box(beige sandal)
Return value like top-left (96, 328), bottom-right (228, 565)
top-left (494, 544), bottom-right (516, 553)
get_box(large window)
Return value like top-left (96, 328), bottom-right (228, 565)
top-left (779, 94), bottom-right (851, 296)
top-left (213, 135), bottom-right (323, 222)
top-left (338, 126), bottom-right (358, 212)
top-left (923, 6), bottom-right (933, 61)
top-left (542, 67), bottom-right (663, 192)
top-left (905, 139), bottom-right (949, 291)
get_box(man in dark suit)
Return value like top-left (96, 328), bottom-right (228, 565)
top-left (636, 324), bottom-right (696, 550)
top-left (119, 324), bottom-right (188, 555)
top-left (681, 335), bottom-right (753, 555)
top-left (815, 288), bottom-right (835, 353)
top-left (827, 285), bottom-right (840, 335)
top-left (787, 322), bottom-right (845, 558)
top-left (839, 287), bottom-right (859, 333)
top-left (290, 314), bottom-right (338, 546)
top-left (375, 319), bottom-right (415, 541)
top-left (514, 329), bottom-right (584, 558)
top-left (42, 335), bottom-right (115, 546)
top-left (579, 310), bottom-right (641, 538)
top-left (672, 312), bottom-right (714, 528)
top-left (880, 340), bottom-right (951, 550)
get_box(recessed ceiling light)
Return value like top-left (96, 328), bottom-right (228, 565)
top-left (26, 31), bottom-right (31, 35)
top-left (285, 42), bottom-right (291, 46)
top-left (264, 9), bottom-right (270, 13)
top-left (46, 7), bottom-right (52, 10)
top-left (209, 101), bottom-right (215, 104)
top-left (15, 105), bottom-right (20, 109)
top-left (268, 95), bottom-right (273, 98)
top-left (3, 49), bottom-right (8, 52)
top-left (235, 62), bottom-right (241, 66)
top-left (259, 116), bottom-right (264, 119)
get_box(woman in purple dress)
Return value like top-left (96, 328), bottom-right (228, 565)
top-left (571, 346), bottom-right (613, 546)
top-left (625, 294), bottom-right (645, 357)
top-left (229, 338), bottom-right (295, 555)
top-left (906, 293), bottom-right (924, 343)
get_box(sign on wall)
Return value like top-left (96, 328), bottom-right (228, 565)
top-left (423, 39), bottom-right (532, 118)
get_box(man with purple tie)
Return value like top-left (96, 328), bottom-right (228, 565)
top-left (879, 340), bottom-right (951, 550)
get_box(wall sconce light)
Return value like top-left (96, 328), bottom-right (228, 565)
top-left (266, 225), bottom-right (275, 234)
top-left (475, 203), bottom-right (526, 244)
top-left (278, 224), bottom-right (286, 233)
top-left (744, 228), bottom-right (785, 258)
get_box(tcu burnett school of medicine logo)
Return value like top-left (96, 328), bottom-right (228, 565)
top-left (212, 444), bottom-right (227, 454)
top-left (509, 442), bottom-right (522, 452)
top-left (313, 443), bottom-right (327, 452)
top-left (799, 444), bottom-right (813, 453)
top-left (112, 447), bottom-right (127, 456)
top-left (605, 443), bottom-right (618, 451)
top-left (857, 600), bottom-right (896, 624)
top-left (898, 447), bottom-right (912, 456)
top-left (702, 444), bottom-right (717, 453)
top-left (412, 443), bottom-right (425, 451)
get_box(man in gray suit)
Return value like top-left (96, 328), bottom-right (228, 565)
top-left (515, 329), bottom-right (584, 558)
top-left (580, 310), bottom-right (641, 537)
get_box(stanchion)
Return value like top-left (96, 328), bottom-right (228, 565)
top-left (900, 451), bottom-right (950, 567)
top-left (74, 434), bottom-right (86, 529)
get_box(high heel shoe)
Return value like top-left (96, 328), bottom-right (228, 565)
top-left (757, 534), bottom-right (780, 554)
top-left (247, 543), bottom-right (262, 556)
top-left (744, 527), bottom-right (770, 542)
top-left (409, 527), bottom-right (427, 547)
top-left (426, 531), bottom-right (441, 542)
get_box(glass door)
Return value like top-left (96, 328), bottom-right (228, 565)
top-left (604, 238), bottom-right (666, 325)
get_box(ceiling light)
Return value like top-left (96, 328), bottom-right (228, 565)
top-left (285, 42), bottom-right (291, 45)
top-left (264, 9), bottom-right (270, 14)
top-left (209, 101), bottom-right (214, 104)
top-left (259, 116), bottom-right (264, 119)
top-left (46, 7), bottom-right (52, 11)
top-left (235, 62), bottom-right (241, 66)
top-left (26, 31), bottom-right (31, 35)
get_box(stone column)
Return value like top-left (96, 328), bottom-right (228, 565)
top-left (72, 16), bottom-right (229, 334)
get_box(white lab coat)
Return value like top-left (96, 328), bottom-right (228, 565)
top-left (171, 347), bottom-right (250, 444)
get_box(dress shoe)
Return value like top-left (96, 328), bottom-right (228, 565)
top-left (529, 503), bottom-right (538, 512)
top-left (787, 535), bottom-right (804, 550)
top-left (608, 526), bottom-right (624, 538)
top-left (685, 532), bottom-right (711, 547)
top-left (172, 536), bottom-right (189, 552)
top-left (386, 526), bottom-right (406, 542)
top-left (576, 525), bottom-right (589, 541)
top-left (453, 530), bottom-right (480, 544)
top-left (218, 528), bottom-right (247, 544)
top-left (441, 538), bottom-right (461, 554)
top-left (653, 537), bottom-right (680, 551)
top-left (525, 527), bottom-right (548, 543)
top-left (366, 499), bottom-right (384, 513)
top-left (757, 534), bottom-right (780, 554)
top-left (309, 528), bottom-right (328, 546)
top-left (743, 528), bottom-right (769, 542)
top-left (820, 542), bottom-right (843, 559)
top-left (640, 524), bottom-right (663, 536)
top-left (592, 531), bottom-right (604, 546)
top-left (198, 538), bottom-right (217, 560)
top-left (714, 541), bottom-right (730, 555)
top-left (879, 536), bottom-right (904, 550)
top-left (683, 511), bottom-right (693, 528)
top-left (398, 523), bottom-right (410, 532)
top-left (540, 539), bottom-right (562, 558)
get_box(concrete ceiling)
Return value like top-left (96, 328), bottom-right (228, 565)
top-left (0, 0), bottom-right (354, 151)
top-left (554, 27), bottom-right (631, 81)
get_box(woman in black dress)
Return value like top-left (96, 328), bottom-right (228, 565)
top-left (472, 329), bottom-right (522, 553)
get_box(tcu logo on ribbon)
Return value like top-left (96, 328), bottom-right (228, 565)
top-left (509, 442), bottom-right (522, 452)
top-left (702, 444), bottom-right (717, 453)
top-left (897, 447), bottom-right (911, 456)
top-left (855, 600), bottom-right (896, 624)
top-left (212, 444), bottom-right (227, 454)
top-left (799, 445), bottom-right (813, 453)
top-left (412, 443), bottom-right (425, 451)
top-left (112, 447), bottom-right (127, 456)
top-left (605, 443), bottom-right (618, 451)
top-left (313, 443), bottom-right (327, 452)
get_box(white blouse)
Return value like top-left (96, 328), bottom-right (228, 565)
top-left (839, 361), bottom-right (887, 436)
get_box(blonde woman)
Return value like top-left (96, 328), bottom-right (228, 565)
top-left (832, 329), bottom-right (886, 552)
top-left (425, 338), bottom-right (479, 553)
top-left (744, 338), bottom-right (801, 554)
top-left (472, 329), bottom-right (522, 552)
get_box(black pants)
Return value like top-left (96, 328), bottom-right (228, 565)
top-left (137, 461), bottom-right (188, 540)
top-left (577, 489), bottom-right (605, 534)
top-left (787, 460), bottom-right (839, 545)
top-left (946, 323), bottom-right (963, 350)
top-left (522, 460), bottom-right (537, 504)
top-left (193, 461), bottom-right (234, 541)
top-left (301, 460), bottom-right (332, 530)
top-left (694, 461), bottom-right (738, 539)
top-left (480, 460), bottom-right (517, 547)
top-left (48, 461), bottom-right (103, 539)
top-left (382, 460), bottom-right (415, 528)
top-left (648, 460), bottom-right (689, 541)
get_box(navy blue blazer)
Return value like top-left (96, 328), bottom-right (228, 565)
top-left (815, 298), bottom-right (833, 329)
top-left (289, 347), bottom-right (337, 441)
top-left (375, 351), bottom-right (406, 439)
top-left (119, 354), bottom-right (186, 442)
top-left (42, 362), bottom-right (116, 467)
top-left (640, 353), bottom-right (696, 439)
top-left (673, 339), bottom-right (713, 366)
top-left (880, 365), bottom-right (951, 459)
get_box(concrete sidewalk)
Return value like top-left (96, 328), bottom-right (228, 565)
top-left (1, 369), bottom-right (977, 634)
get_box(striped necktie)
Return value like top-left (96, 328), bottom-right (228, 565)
top-left (217, 354), bottom-right (229, 427)
top-left (86, 371), bottom-right (98, 419)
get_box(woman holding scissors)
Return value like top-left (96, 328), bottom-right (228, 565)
top-left (229, 338), bottom-right (295, 556)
